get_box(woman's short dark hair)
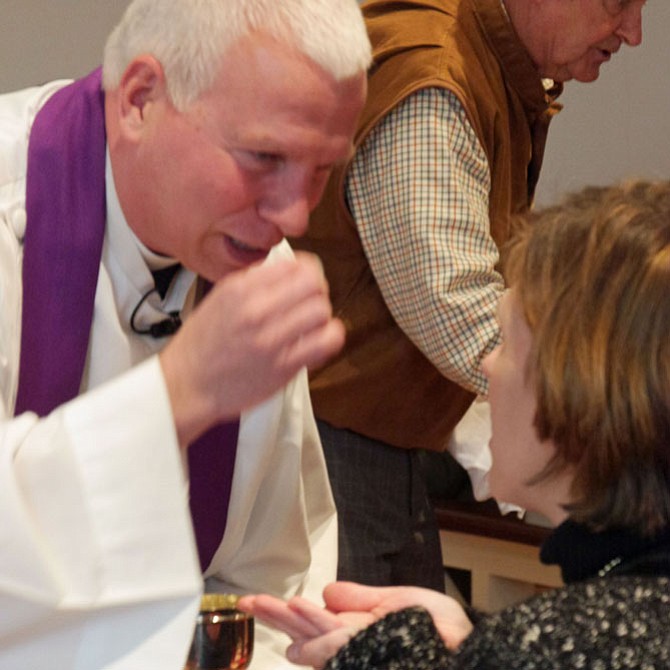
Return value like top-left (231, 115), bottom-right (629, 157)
top-left (504, 179), bottom-right (670, 536)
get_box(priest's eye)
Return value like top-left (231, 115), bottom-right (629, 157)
top-left (251, 151), bottom-right (283, 167)
top-left (236, 149), bottom-right (285, 173)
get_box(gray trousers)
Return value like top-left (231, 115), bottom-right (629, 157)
top-left (317, 420), bottom-right (446, 592)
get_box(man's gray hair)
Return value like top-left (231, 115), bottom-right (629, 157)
top-left (102, 0), bottom-right (372, 110)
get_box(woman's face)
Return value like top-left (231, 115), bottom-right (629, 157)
top-left (482, 290), bottom-right (570, 522)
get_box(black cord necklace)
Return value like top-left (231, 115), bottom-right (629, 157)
top-left (130, 286), bottom-right (182, 338)
top-left (130, 264), bottom-right (183, 338)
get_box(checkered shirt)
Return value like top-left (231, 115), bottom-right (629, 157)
top-left (346, 87), bottom-right (504, 395)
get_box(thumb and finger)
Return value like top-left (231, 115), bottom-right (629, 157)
top-left (323, 582), bottom-right (394, 613)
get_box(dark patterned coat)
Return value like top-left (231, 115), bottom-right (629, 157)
top-left (326, 521), bottom-right (670, 669)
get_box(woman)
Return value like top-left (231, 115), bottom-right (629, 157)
top-left (239, 179), bottom-right (670, 669)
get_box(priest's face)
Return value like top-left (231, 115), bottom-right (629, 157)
top-left (118, 31), bottom-right (365, 283)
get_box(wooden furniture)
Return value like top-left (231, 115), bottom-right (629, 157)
top-left (434, 499), bottom-right (563, 612)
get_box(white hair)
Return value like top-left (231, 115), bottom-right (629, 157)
top-left (102, 0), bottom-right (371, 109)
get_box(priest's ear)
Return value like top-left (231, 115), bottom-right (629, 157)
top-left (114, 56), bottom-right (169, 141)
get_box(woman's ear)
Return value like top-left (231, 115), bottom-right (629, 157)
top-left (116, 55), bottom-right (168, 140)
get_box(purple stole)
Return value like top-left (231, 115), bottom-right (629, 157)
top-left (16, 68), bottom-right (238, 572)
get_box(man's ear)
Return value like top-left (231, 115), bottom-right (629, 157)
top-left (116, 55), bottom-right (168, 140)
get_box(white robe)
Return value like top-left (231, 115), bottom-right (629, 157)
top-left (0, 80), bottom-right (337, 669)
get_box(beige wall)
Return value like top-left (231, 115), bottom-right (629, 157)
top-left (536, 2), bottom-right (670, 205)
top-left (0, 1), bottom-right (127, 92)
top-left (1, 1), bottom-right (668, 203)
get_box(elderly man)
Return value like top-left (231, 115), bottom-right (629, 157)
top-left (0, 0), bottom-right (370, 667)
top-left (293, 0), bottom-right (644, 590)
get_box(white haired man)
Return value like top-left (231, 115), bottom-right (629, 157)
top-left (0, 0), bottom-right (370, 667)
top-left (293, 0), bottom-right (645, 591)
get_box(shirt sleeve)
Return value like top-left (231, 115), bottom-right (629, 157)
top-left (325, 607), bottom-right (453, 670)
top-left (347, 87), bottom-right (503, 396)
top-left (0, 357), bottom-right (202, 667)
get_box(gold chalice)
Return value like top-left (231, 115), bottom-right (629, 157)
top-left (185, 594), bottom-right (254, 670)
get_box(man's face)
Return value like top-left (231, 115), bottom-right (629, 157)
top-left (130, 33), bottom-right (366, 282)
top-left (537, 0), bottom-right (645, 82)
